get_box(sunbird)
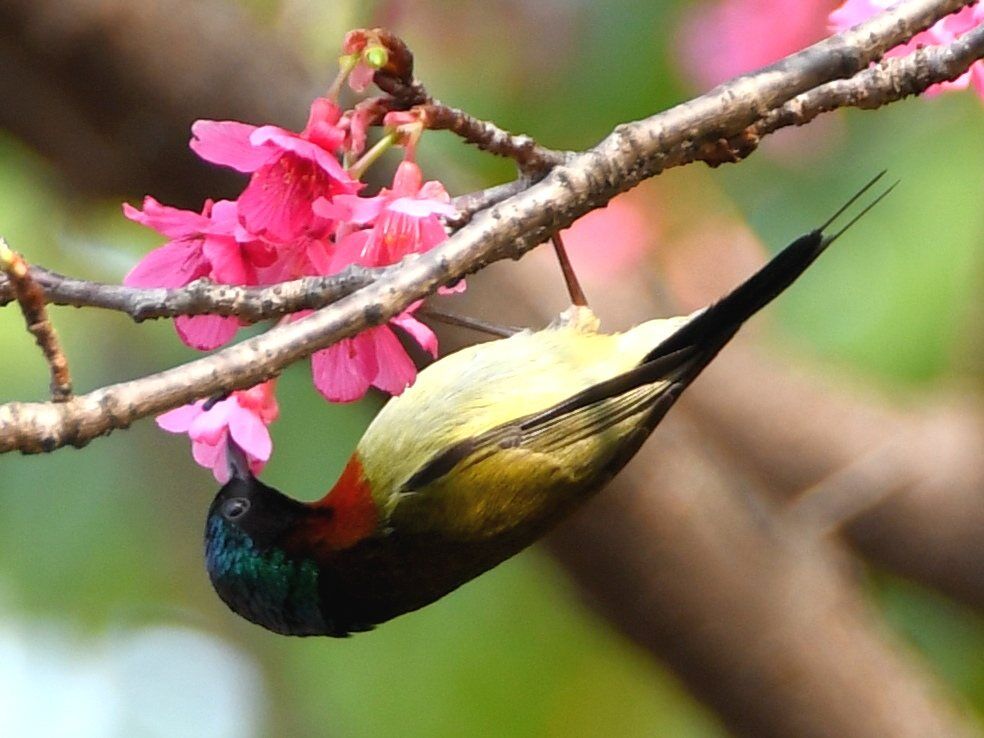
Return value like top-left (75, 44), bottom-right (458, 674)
top-left (205, 175), bottom-right (892, 636)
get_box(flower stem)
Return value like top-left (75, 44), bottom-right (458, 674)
top-left (349, 131), bottom-right (398, 180)
top-left (327, 54), bottom-right (358, 100)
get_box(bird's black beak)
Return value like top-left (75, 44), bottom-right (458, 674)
top-left (225, 437), bottom-right (254, 482)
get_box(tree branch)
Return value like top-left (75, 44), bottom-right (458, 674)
top-left (3, 3), bottom-right (981, 325)
top-left (0, 239), bottom-right (72, 400)
top-left (1, 0), bottom-right (980, 454)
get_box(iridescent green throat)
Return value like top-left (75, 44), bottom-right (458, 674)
top-left (205, 514), bottom-right (326, 636)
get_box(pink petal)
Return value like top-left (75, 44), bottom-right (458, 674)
top-left (391, 161), bottom-right (423, 196)
top-left (236, 381), bottom-right (280, 423)
top-left (417, 180), bottom-right (452, 203)
top-left (202, 200), bottom-right (241, 234)
top-left (190, 120), bottom-right (272, 173)
top-left (156, 403), bottom-right (204, 433)
top-left (192, 435), bottom-right (231, 483)
top-left (415, 216), bottom-right (451, 252)
top-left (304, 97), bottom-right (342, 128)
top-left (303, 238), bottom-right (335, 275)
top-left (302, 98), bottom-right (346, 150)
top-left (367, 326), bottom-right (418, 396)
top-left (437, 279), bottom-right (467, 296)
top-left (124, 241), bottom-right (209, 288)
top-left (202, 237), bottom-right (251, 284)
top-left (227, 408), bottom-right (273, 462)
top-left (175, 315), bottom-right (239, 351)
top-left (391, 308), bottom-right (439, 358)
top-left (322, 193), bottom-right (385, 224)
top-left (348, 61), bottom-right (376, 93)
top-left (187, 398), bottom-right (234, 443)
top-left (250, 128), bottom-right (355, 189)
top-left (329, 230), bottom-right (372, 271)
top-left (311, 335), bottom-right (378, 402)
top-left (238, 157), bottom-right (322, 241)
top-left (242, 239), bottom-right (278, 269)
top-left (123, 197), bottom-right (210, 239)
top-left (388, 197), bottom-right (458, 219)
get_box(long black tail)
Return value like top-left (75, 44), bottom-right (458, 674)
top-left (644, 171), bottom-right (894, 365)
top-left (516, 173), bottom-right (896, 431)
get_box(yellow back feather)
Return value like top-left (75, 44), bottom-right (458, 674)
top-left (356, 308), bottom-right (689, 539)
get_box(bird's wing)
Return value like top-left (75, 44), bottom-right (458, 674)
top-left (399, 345), bottom-right (698, 492)
top-left (398, 172), bottom-right (894, 495)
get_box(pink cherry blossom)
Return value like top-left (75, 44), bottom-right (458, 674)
top-left (310, 303), bottom-right (438, 402)
top-left (303, 160), bottom-right (455, 401)
top-left (316, 160), bottom-right (457, 266)
top-left (157, 381), bottom-right (279, 483)
top-left (190, 98), bottom-right (362, 241)
top-left (677, 0), bottom-right (833, 90)
top-left (830, 2), bottom-right (984, 98)
top-left (124, 197), bottom-right (274, 350)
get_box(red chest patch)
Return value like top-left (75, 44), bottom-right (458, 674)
top-left (297, 455), bottom-right (379, 552)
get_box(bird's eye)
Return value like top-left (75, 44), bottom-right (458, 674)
top-left (222, 497), bottom-right (250, 521)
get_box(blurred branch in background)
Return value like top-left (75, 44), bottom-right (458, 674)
top-left (0, 0), bottom-right (318, 205)
top-left (464, 240), bottom-right (983, 738)
top-left (0, 0), bottom-right (982, 737)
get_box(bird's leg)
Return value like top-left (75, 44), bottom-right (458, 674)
top-left (202, 391), bottom-right (231, 411)
top-left (550, 232), bottom-right (588, 308)
top-left (419, 307), bottom-right (522, 338)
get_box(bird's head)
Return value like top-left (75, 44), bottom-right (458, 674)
top-left (204, 441), bottom-right (382, 636)
top-left (204, 442), bottom-right (330, 636)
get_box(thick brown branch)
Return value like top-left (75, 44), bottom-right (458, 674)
top-left (0, 0), bottom-right (977, 454)
top-left (0, 184), bottom-right (526, 321)
top-left (3, 5), bottom-right (981, 327)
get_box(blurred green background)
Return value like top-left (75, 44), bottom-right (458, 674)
top-left (1, 1), bottom-right (982, 736)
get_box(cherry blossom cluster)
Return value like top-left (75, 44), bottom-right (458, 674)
top-left (126, 31), bottom-right (457, 481)
top-left (679, 0), bottom-right (984, 100)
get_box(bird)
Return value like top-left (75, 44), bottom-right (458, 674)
top-left (204, 174), bottom-right (892, 637)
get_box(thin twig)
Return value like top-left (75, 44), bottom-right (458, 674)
top-left (550, 233), bottom-right (589, 307)
top-left (0, 264), bottom-right (383, 322)
top-left (418, 308), bottom-right (521, 338)
top-left (449, 179), bottom-right (535, 227)
top-left (419, 102), bottom-right (568, 174)
top-left (364, 30), bottom-right (567, 173)
top-left (0, 239), bottom-right (72, 401)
